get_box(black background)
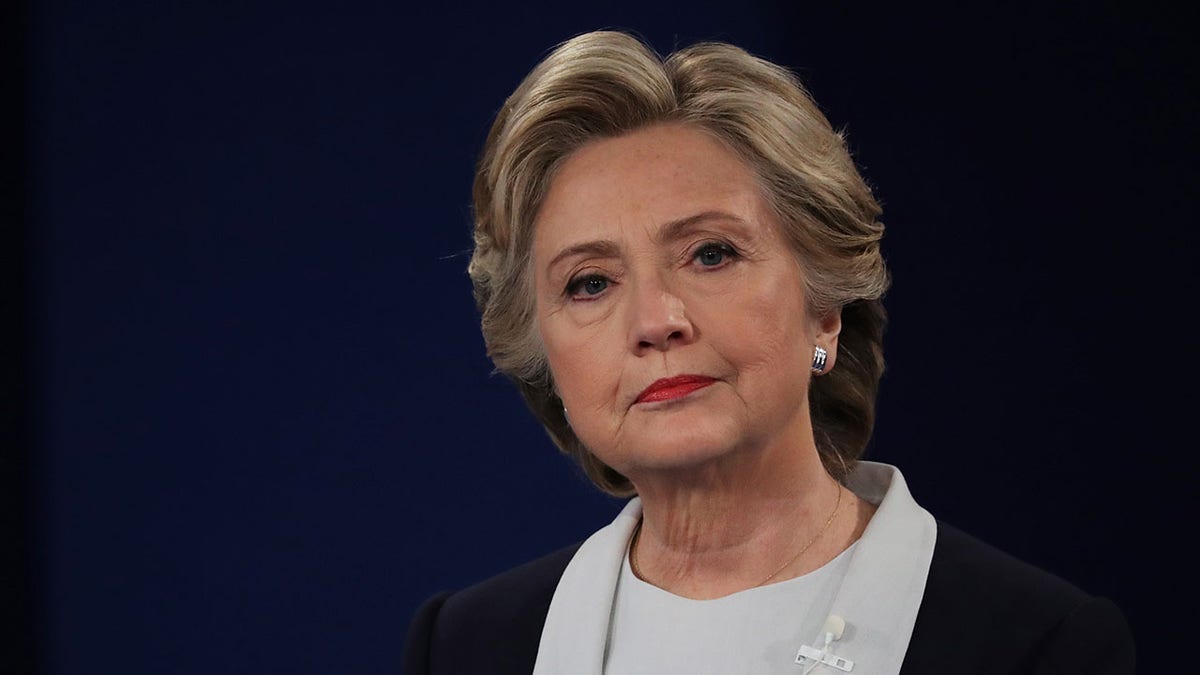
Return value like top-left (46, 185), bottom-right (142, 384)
top-left (8, 1), bottom-right (1196, 673)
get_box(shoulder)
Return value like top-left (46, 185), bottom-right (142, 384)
top-left (901, 521), bottom-right (1134, 674)
top-left (402, 541), bottom-right (582, 675)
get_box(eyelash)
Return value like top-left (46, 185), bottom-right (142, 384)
top-left (692, 241), bottom-right (739, 269)
top-left (563, 240), bottom-right (740, 301)
top-left (565, 274), bottom-right (610, 300)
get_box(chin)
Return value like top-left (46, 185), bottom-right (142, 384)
top-left (605, 415), bottom-right (748, 475)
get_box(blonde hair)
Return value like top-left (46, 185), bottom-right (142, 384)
top-left (469, 31), bottom-right (890, 496)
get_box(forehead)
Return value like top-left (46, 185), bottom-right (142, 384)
top-left (532, 124), bottom-right (771, 252)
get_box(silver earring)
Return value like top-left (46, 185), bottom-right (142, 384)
top-left (811, 346), bottom-right (828, 374)
top-left (563, 406), bottom-right (570, 425)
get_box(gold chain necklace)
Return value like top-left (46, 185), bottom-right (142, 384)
top-left (629, 483), bottom-right (843, 588)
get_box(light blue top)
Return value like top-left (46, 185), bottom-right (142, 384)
top-left (605, 538), bottom-right (858, 673)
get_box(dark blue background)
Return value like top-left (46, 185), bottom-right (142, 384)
top-left (13, 1), bottom-right (1195, 673)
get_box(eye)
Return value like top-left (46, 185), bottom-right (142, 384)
top-left (565, 274), bottom-right (610, 300)
top-left (693, 242), bottom-right (737, 268)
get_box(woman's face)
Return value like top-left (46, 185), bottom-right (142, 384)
top-left (532, 124), bottom-right (839, 480)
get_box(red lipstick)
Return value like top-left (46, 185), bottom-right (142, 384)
top-left (636, 375), bottom-right (716, 404)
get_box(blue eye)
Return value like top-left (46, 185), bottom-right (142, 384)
top-left (695, 243), bottom-right (735, 267)
top-left (566, 274), bottom-right (609, 299)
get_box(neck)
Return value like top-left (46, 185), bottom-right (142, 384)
top-left (626, 434), bottom-right (872, 599)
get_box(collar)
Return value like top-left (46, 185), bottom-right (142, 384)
top-left (532, 462), bottom-right (937, 675)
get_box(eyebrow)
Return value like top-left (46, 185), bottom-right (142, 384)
top-left (655, 210), bottom-right (750, 244)
top-left (545, 210), bottom-right (750, 275)
top-left (546, 239), bottom-right (622, 277)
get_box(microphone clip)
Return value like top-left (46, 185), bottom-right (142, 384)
top-left (795, 645), bottom-right (854, 672)
top-left (794, 615), bottom-right (854, 672)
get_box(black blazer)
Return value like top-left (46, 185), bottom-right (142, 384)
top-left (403, 522), bottom-right (1135, 674)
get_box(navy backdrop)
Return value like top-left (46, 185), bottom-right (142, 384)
top-left (16, 1), bottom-right (1196, 673)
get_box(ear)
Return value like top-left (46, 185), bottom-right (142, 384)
top-left (812, 308), bottom-right (843, 375)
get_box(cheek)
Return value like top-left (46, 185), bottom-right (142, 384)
top-left (714, 276), bottom-right (810, 372)
top-left (539, 311), bottom-right (620, 411)
top-left (540, 319), bottom-right (578, 393)
top-left (721, 323), bottom-right (802, 380)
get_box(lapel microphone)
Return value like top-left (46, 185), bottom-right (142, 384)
top-left (795, 615), bottom-right (854, 672)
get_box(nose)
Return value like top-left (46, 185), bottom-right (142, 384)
top-left (627, 274), bottom-right (695, 354)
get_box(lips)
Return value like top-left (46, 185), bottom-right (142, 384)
top-left (635, 374), bottom-right (717, 404)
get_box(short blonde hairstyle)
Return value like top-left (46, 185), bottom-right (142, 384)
top-left (469, 31), bottom-right (890, 496)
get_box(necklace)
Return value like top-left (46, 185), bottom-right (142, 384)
top-left (629, 483), bottom-right (843, 588)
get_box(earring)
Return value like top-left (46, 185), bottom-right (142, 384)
top-left (563, 405), bottom-right (570, 425)
top-left (811, 346), bottom-right (828, 374)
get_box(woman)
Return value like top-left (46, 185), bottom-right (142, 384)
top-left (404, 31), bottom-right (1134, 674)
